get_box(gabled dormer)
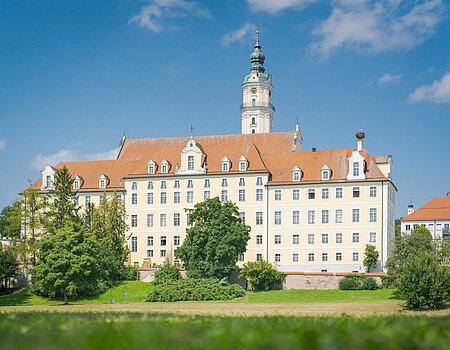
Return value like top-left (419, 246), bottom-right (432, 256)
top-left (99, 174), bottom-right (109, 189)
top-left (239, 156), bottom-right (248, 172)
top-left (292, 165), bottom-right (302, 182)
top-left (321, 164), bottom-right (331, 181)
top-left (221, 156), bottom-right (231, 172)
top-left (176, 137), bottom-right (206, 175)
top-left (73, 175), bottom-right (83, 190)
top-left (41, 165), bottom-right (56, 190)
top-left (347, 151), bottom-right (366, 180)
top-left (160, 159), bottom-right (170, 174)
top-left (147, 160), bottom-right (156, 175)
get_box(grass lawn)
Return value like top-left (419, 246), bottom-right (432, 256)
top-left (0, 312), bottom-right (449, 350)
top-left (0, 281), bottom-right (399, 306)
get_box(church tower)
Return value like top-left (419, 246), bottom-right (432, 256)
top-left (241, 26), bottom-right (275, 134)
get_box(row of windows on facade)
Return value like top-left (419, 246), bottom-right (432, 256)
top-left (405, 223), bottom-right (450, 231)
top-left (128, 184), bottom-right (378, 206)
top-left (130, 208), bottom-right (378, 228)
top-left (130, 231), bottom-right (377, 252)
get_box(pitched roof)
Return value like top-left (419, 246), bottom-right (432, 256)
top-left (401, 198), bottom-right (450, 222)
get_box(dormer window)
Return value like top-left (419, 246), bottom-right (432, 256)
top-left (222, 162), bottom-right (229, 172)
top-left (321, 164), bottom-right (331, 181)
top-left (292, 166), bottom-right (301, 182)
top-left (99, 174), bottom-right (108, 189)
top-left (74, 180), bottom-right (80, 190)
top-left (346, 150), bottom-right (366, 180)
top-left (239, 156), bottom-right (248, 172)
top-left (221, 157), bottom-right (231, 172)
top-left (353, 162), bottom-right (360, 177)
top-left (46, 175), bottom-right (52, 188)
top-left (162, 165), bottom-right (167, 174)
top-left (148, 160), bottom-right (156, 175)
top-left (187, 155), bottom-right (194, 170)
top-left (100, 179), bottom-right (106, 189)
top-left (161, 159), bottom-right (169, 174)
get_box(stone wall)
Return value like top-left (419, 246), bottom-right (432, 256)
top-left (284, 272), bottom-right (383, 290)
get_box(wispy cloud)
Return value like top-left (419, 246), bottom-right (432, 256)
top-left (130, 0), bottom-right (211, 32)
top-left (220, 23), bottom-right (254, 47)
top-left (408, 71), bottom-right (450, 104)
top-left (30, 147), bottom-right (120, 171)
top-left (246, 0), bottom-right (317, 14)
top-left (378, 73), bottom-right (402, 85)
top-left (311, 0), bottom-right (445, 59)
top-left (0, 139), bottom-right (6, 152)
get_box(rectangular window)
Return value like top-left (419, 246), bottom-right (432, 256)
top-left (187, 191), bottom-right (194, 203)
top-left (221, 190), bottom-right (228, 202)
top-left (239, 189), bottom-right (246, 202)
top-left (353, 162), bottom-right (360, 177)
top-left (369, 208), bottom-right (377, 222)
top-left (254, 189), bottom-right (263, 201)
top-left (161, 180), bottom-right (166, 189)
top-left (335, 209), bottom-right (343, 224)
top-left (131, 237), bottom-right (137, 252)
top-left (274, 211), bottom-right (281, 225)
top-left (308, 234), bottom-right (315, 244)
top-left (204, 179), bottom-right (210, 188)
top-left (160, 192), bottom-right (167, 204)
top-left (369, 232), bottom-right (376, 243)
top-left (73, 197), bottom-right (79, 206)
top-left (147, 250), bottom-right (153, 258)
top-left (174, 192), bottom-right (180, 204)
top-left (147, 192), bottom-right (154, 205)
top-left (353, 187), bottom-right (360, 198)
top-left (352, 232), bottom-right (360, 243)
top-left (238, 253), bottom-right (244, 262)
top-left (221, 178), bottom-right (228, 187)
top-left (293, 253), bottom-right (299, 262)
top-left (160, 236), bottom-right (167, 246)
top-left (321, 210), bottom-right (329, 224)
top-left (353, 252), bottom-right (359, 261)
top-left (160, 250), bottom-right (166, 258)
top-left (146, 214), bottom-right (153, 227)
top-left (239, 177), bottom-right (245, 186)
top-left (173, 213), bottom-right (180, 226)
top-left (336, 252), bottom-right (342, 261)
top-left (256, 253), bottom-right (263, 261)
top-left (352, 209), bottom-right (360, 223)
top-left (370, 186), bottom-right (377, 197)
top-left (239, 212), bottom-right (246, 224)
top-left (147, 181), bottom-right (153, 190)
top-left (275, 235), bottom-right (281, 244)
top-left (293, 189), bottom-right (300, 200)
top-left (99, 195), bottom-right (103, 204)
top-left (187, 213), bottom-right (191, 226)
top-left (405, 224), bottom-right (411, 231)
top-left (308, 210), bottom-right (315, 224)
top-left (132, 181), bottom-right (137, 190)
top-left (187, 180), bottom-right (193, 189)
top-left (222, 162), bottom-right (229, 172)
top-left (322, 188), bottom-right (329, 199)
top-left (131, 193), bottom-right (137, 205)
top-left (240, 161), bottom-right (246, 171)
top-left (336, 187), bottom-right (343, 198)
top-left (308, 189), bottom-right (315, 199)
top-left (203, 191), bottom-right (210, 201)
top-left (293, 234), bottom-right (299, 244)
top-left (292, 211), bottom-right (300, 224)
top-left (256, 235), bottom-right (263, 244)
top-left (85, 196), bottom-right (91, 205)
top-left (275, 190), bottom-right (281, 200)
top-left (256, 177), bottom-right (263, 186)
top-left (174, 180), bottom-right (180, 188)
top-left (160, 214), bottom-right (166, 227)
top-left (322, 233), bottom-right (328, 244)
top-left (308, 253), bottom-right (314, 262)
top-left (147, 236), bottom-right (153, 246)
top-left (322, 253), bottom-right (328, 262)
top-left (275, 253), bottom-right (281, 262)
top-left (256, 212), bottom-right (263, 225)
top-left (174, 236), bottom-right (180, 246)
top-left (187, 156), bottom-right (194, 170)
top-left (131, 215), bottom-right (137, 227)
top-left (336, 233), bottom-right (343, 243)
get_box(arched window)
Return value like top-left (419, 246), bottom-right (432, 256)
top-left (187, 155), bottom-right (194, 170)
top-left (251, 117), bottom-right (255, 125)
top-left (252, 129), bottom-right (255, 134)
top-left (252, 98), bottom-right (256, 106)
top-left (353, 162), bottom-right (360, 177)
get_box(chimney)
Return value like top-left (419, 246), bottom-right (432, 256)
top-left (312, 147), bottom-right (317, 152)
top-left (356, 129), bottom-right (365, 152)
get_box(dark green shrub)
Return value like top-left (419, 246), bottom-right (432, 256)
top-left (398, 251), bottom-right (450, 310)
top-left (147, 278), bottom-right (245, 302)
top-left (240, 260), bottom-right (285, 291)
top-left (381, 275), bottom-right (396, 289)
top-left (339, 274), bottom-right (379, 290)
top-left (118, 266), bottom-right (138, 281)
top-left (153, 262), bottom-right (181, 285)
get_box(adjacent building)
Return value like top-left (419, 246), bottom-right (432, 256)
top-left (32, 29), bottom-right (396, 272)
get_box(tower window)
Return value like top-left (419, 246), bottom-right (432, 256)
top-left (252, 99), bottom-right (256, 106)
top-left (251, 117), bottom-right (256, 125)
top-left (252, 129), bottom-right (255, 134)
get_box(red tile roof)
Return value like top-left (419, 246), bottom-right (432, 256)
top-left (401, 198), bottom-right (450, 222)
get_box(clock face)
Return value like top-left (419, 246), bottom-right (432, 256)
top-left (251, 88), bottom-right (257, 94)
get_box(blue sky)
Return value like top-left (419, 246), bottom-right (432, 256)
top-left (0, 0), bottom-right (449, 217)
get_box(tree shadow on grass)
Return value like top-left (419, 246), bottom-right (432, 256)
top-left (0, 289), bottom-right (34, 306)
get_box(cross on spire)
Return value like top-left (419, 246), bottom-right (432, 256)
top-left (190, 125), bottom-right (194, 138)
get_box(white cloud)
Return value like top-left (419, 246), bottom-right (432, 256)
top-left (246, 0), bottom-right (317, 14)
top-left (311, 0), bottom-right (445, 59)
top-left (220, 23), bottom-right (254, 47)
top-left (378, 72), bottom-right (402, 85)
top-left (30, 147), bottom-right (120, 171)
top-left (0, 139), bottom-right (6, 152)
top-left (408, 71), bottom-right (450, 104)
top-left (130, 0), bottom-right (210, 32)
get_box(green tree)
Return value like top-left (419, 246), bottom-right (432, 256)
top-left (363, 244), bottom-right (379, 272)
top-left (153, 261), bottom-right (181, 285)
top-left (398, 251), bottom-right (450, 310)
top-left (0, 201), bottom-right (22, 240)
top-left (0, 247), bottom-right (19, 289)
top-left (32, 222), bottom-right (108, 304)
top-left (176, 197), bottom-right (250, 279)
top-left (45, 166), bottom-right (80, 231)
top-left (90, 193), bottom-right (128, 281)
top-left (240, 260), bottom-right (285, 291)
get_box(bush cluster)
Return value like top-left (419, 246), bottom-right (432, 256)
top-left (118, 266), bottom-right (139, 281)
top-left (147, 278), bottom-right (245, 302)
top-left (240, 260), bottom-right (285, 291)
top-left (153, 262), bottom-right (181, 285)
top-left (338, 274), bottom-right (378, 290)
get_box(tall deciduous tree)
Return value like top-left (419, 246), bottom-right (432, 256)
top-left (363, 244), bottom-right (379, 272)
top-left (176, 197), bottom-right (250, 279)
top-left (90, 193), bottom-right (128, 281)
top-left (0, 247), bottom-right (19, 289)
top-left (0, 201), bottom-right (22, 240)
top-left (32, 222), bottom-right (107, 304)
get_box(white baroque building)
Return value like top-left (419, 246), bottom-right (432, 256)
top-left (32, 30), bottom-right (396, 272)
